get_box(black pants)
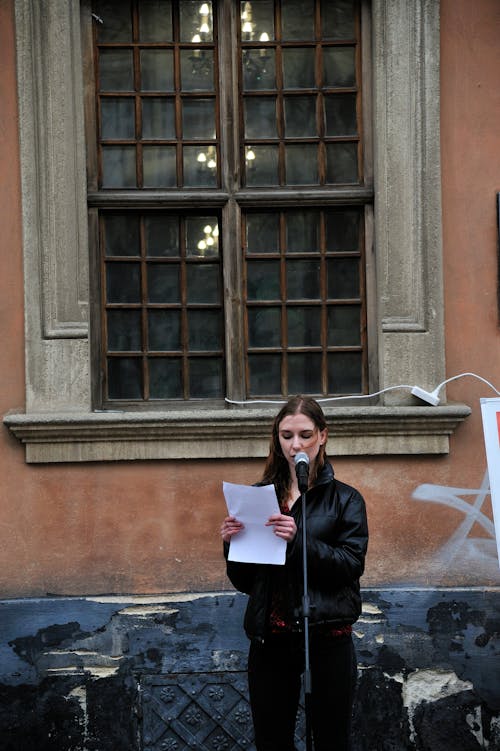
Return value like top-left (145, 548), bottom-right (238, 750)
top-left (247, 631), bottom-right (356, 751)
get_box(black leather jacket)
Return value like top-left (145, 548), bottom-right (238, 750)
top-left (224, 461), bottom-right (368, 641)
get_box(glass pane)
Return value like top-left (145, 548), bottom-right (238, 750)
top-left (107, 310), bottom-right (142, 351)
top-left (286, 211), bottom-right (319, 253)
top-left (148, 309), bottom-right (181, 350)
top-left (141, 50), bottom-right (174, 91)
top-left (107, 357), bottom-right (142, 399)
top-left (283, 49), bottom-right (315, 89)
top-left (327, 258), bottom-right (359, 298)
top-left (326, 142), bottom-right (358, 183)
top-left (248, 308), bottom-right (281, 347)
top-left (180, 1), bottom-right (213, 42)
top-left (102, 146), bottom-right (136, 187)
top-left (286, 145), bottom-right (318, 184)
top-left (248, 354), bottom-right (281, 395)
top-left (149, 357), bottom-right (182, 398)
top-left (139, 0), bottom-right (172, 42)
top-left (101, 98), bottom-right (135, 139)
top-left (288, 353), bottom-right (322, 393)
top-left (186, 217), bottom-right (219, 257)
top-left (328, 305), bottom-right (360, 346)
top-left (188, 310), bottom-right (222, 350)
top-left (241, 1), bottom-right (274, 41)
top-left (189, 357), bottom-right (223, 397)
top-left (145, 216), bottom-right (179, 257)
top-left (282, 0), bottom-right (314, 40)
top-left (106, 262), bottom-right (141, 302)
top-left (242, 50), bottom-right (276, 90)
top-left (142, 98), bottom-right (176, 139)
top-left (244, 97), bottom-right (277, 139)
top-left (323, 47), bottom-right (356, 87)
top-left (287, 306), bottom-right (321, 346)
top-left (245, 145), bottom-right (278, 186)
top-left (284, 96), bottom-right (317, 137)
top-left (325, 210), bottom-right (360, 251)
top-left (95, 0), bottom-right (132, 42)
top-left (325, 94), bottom-right (357, 136)
top-left (183, 146), bottom-right (217, 187)
top-left (180, 50), bottom-right (214, 91)
top-left (246, 213), bottom-right (279, 253)
top-left (321, 0), bottom-right (355, 40)
top-left (143, 146), bottom-right (177, 187)
top-left (182, 99), bottom-right (216, 139)
top-left (328, 352), bottom-right (362, 393)
top-left (246, 260), bottom-right (280, 300)
top-left (186, 264), bottom-right (220, 303)
top-left (287, 260), bottom-right (321, 299)
top-left (99, 50), bottom-right (133, 91)
top-left (147, 264), bottom-right (180, 303)
top-left (104, 215), bottom-right (140, 257)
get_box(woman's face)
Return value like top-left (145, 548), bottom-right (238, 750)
top-left (278, 412), bottom-right (327, 473)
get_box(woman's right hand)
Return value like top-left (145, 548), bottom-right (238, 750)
top-left (220, 515), bottom-right (244, 543)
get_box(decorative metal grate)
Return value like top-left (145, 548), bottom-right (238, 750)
top-left (141, 672), bottom-right (306, 750)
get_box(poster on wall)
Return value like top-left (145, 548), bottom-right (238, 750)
top-left (481, 397), bottom-right (500, 567)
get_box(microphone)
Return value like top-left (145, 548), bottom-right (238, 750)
top-left (294, 452), bottom-right (310, 493)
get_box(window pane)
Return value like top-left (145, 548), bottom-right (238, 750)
top-left (244, 97), bottom-right (277, 139)
top-left (283, 49), bottom-right (315, 89)
top-left (287, 307), bottom-right (321, 346)
top-left (106, 262), bottom-right (141, 303)
top-left (141, 50), bottom-right (174, 91)
top-left (326, 142), bottom-right (358, 183)
top-left (241, 1), bottom-right (275, 41)
top-left (188, 310), bottom-right (222, 350)
top-left (180, 50), bottom-right (214, 91)
top-left (328, 352), bottom-right (362, 393)
top-left (328, 258), bottom-right (359, 298)
top-left (183, 146), bottom-right (218, 187)
top-left (325, 210), bottom-right (360, 251)
top-left (287, 260), bottom-right (321, 299)
top-left (186, 217), bottom-right (219, 257)
top-left (321, 0), bottom-right (355, 39)
top-left (245, 145), bottom-right (278, 186)
top-left (148, 309), bottom-right (181, 350)
top-left (286, 144), bottom-right (318, 184)
top-left (282, 0), bottom-right (314, 40)
top-left (107, 310), bottom-right (142, 351)
top-left (142, 98), bottom-right (176, 139)
top-left (182, 99), bottom-right (216, 139)
top-left (180, 1), bottom-right (213, 42)
top-left (284, 96), bottom-right (317, 137)
top-left (246, 214), bottom-right (279, 253)
top-left (108, 357), bottom-right (142, 399)
top-left (248, 308), bottom-right (281, 347)
top-left (288, 353), bottom-right (322, 393)
top-left (139, 0), bottom-right (172, 42)
top-left (325, 94), bottom-right (357, 136)
top-left (248, 354), bottom-right (281, 395)
top-left (242, 50), bottom-right (276, 90)
top-left (95, 1), bottom-right (132, 42)
top-left (323, 47), bottom-right (356, 87)
top-left (99, 50), bottom-right (133, 91)
top-left (101, 98), bottom-right (135, 139)
top-left (147, 263), bottom-right (180, 303)
top-left (143, 146), bottom-right (177, 187)
top-left (145, 216), bottom-right (180, 257)
top-left (102, 146), bottom-right (136, 187)
top-left (189, 357), bottom-right (223, 397)
top-left (104, 215), bottom-right (140, 257)
top-left (149, 357), bottom-right (182, 398)
top-left (186, 264), bottom-right (220, 303)
top-left (286, 211), bottom-right (320, 253)
top-left (247, 260), bottom-right (280, 300)
top-left (328, 305), bottom-right (361, 346)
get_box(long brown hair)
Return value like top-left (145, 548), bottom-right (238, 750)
top-left (261, 395), bottom-right (328, 504)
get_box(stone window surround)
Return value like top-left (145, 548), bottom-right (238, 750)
top-left (4, 0), bottom-right (471, 463)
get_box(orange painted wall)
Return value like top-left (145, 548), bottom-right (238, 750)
top-left (0, 0), bottom-right (499, 598)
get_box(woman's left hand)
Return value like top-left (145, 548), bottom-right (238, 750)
top-left (266, 513), bottom-right (297, 542)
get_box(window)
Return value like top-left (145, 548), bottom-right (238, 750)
top-left (87, 0), bottom-right (371, 406)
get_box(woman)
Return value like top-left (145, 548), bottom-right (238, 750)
top-left (221, 395), bottom-right (368, 751)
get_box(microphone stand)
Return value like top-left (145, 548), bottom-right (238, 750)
top-left (299, 481), bottom-right (313, 751)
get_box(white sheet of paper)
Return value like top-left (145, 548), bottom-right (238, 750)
top-left (223, 481), bottom-right (286, 565)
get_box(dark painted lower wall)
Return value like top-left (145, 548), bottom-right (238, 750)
top-left (0, 589), bottom-right (499, 751)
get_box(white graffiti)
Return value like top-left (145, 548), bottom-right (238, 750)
top-left (412, 470), bottom-right (500, 579)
